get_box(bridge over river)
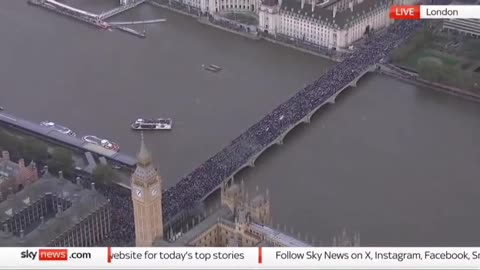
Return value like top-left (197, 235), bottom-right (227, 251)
top-left (198, 65), bottom-right (377, 200)
top-left (0, 18), bottom-right (421, 225)
top-left (160, 20), bottom-right (424, 223)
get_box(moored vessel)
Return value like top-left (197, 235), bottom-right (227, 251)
top-left (202, 64), bottom-right (222, 72)
top-left (131, 118), bottom-right (172, 130)
top-left (82, 135), bottom-right (120, 152)
top-left (40, 121), bottom-right (76, 137)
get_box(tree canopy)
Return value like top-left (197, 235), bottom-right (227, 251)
top-left (92, 165), bottom-right (118, 187)
top-left (0, 129), bottom-right (21, 159)
top-left (391, 29), bottom-right (433, 63)
top-left (19, 137), bottom-right (48, 164)
top-left (417, 57), bottom-right (444, 82)
top-left (47, 147), bottom-right (74, 177)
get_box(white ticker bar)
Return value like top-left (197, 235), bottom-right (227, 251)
top-left (4, 247), bottom-right (480, 269)
top-left (421, 5), bottom-right (480, 19)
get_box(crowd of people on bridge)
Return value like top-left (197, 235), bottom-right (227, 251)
top-left (159, 19), bottom-right (423, 224)
top-left (93, 0), bottom-right (459, 243)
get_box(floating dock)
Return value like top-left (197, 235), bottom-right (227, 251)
top-left (109, 19), bottom-right (167, 26)
top-left (28, 0), bottom-right (151, 39)
top-left (114, 26), bottom-right (146, 38)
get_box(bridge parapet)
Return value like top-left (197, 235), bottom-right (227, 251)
top-left (198, 65), bottom-right (376, 202)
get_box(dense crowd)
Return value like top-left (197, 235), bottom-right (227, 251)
top-left (161, 19), bottom-right (423, 221)
top-left (101, 0), bottom-right (455, 242)
top-left (93, 19), bottom-right (425, 246)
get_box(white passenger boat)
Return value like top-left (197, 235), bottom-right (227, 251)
top-left (82, 135), bottom-right (120, 152)
top-left (131, 118), bottom-right (173, 131)
top-left (40, 121), bottom-right (76, 137)
top-left (202, 64), bottom-right (222, 72)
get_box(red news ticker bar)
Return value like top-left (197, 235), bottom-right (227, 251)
top-left (258, 247), bottom-right (262, 264)
top-left (108, 247), bottom-right (112, 263)
top-left (38, 249), bottom-right (68, 261)
top-left (390, 5), bottom-right (421, 20)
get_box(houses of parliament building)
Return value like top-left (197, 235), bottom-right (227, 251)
top-left (131, 136), bottom-right (360, 247)
top-left (0, 135), bottom-right (359, 247)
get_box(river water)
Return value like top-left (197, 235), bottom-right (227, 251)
top-left (1, 0), bottom-right (480, 246)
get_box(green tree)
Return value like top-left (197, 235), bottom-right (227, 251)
top-left (92, 165), bottom-right (118, 187)
top-left (19, 137), bottom-right (48, 164)
top-left (0, 129), bottom-right (21, 158)
top-left (417, 57), bottom-right (444, 82)
top-left (47, 147), bottom-right (74, 177)
top-left (390, 29), bottom-right (433, 64)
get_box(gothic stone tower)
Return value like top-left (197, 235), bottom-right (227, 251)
top-left (131, 134), bottom-right (163, 246)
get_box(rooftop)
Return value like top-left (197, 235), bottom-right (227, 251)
top-left (0, 175), bottom-right (109, 246)
top-left (250, 223), bottom-right (311, 247)
top-left (155, 206), bottom-right (233, 246)
top-left (280, 0), bottom-right (390, 28)
top-left (316, 0), bottom-right (342, 8)
top-left (0, 159), bottom-right (19, 182)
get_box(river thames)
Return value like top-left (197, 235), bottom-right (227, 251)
top-left (2, 0), bottom-right (480, 246)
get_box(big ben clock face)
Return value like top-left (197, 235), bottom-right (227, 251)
top-left (151, 186), bottom-right (158, 196)
top-left (135, 188), bottom-right (143, 198)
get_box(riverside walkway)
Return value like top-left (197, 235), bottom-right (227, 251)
top-left (109, 19), bottom-right (167, 25)
top-left (0, 111), bottom-right (136, 168)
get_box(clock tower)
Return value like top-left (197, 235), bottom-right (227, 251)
top-left (131, 133), bottom-right (163, 246)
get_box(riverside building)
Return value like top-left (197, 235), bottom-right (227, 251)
top-left (258, 0), bottom-right (393, 50)
top-left (149, 0), bottom-right (418, 50)
top-left (0, 151), bottom-right (38, 201)
top-left (130, 136), bottom-right (360, 247)
top-left (443, 0), bottom-right (480, 38)
top-left (0, 171), bottom-right (111, 246)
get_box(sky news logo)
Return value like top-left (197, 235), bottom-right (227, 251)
top-left (21, 249), bottom-right (68, 261)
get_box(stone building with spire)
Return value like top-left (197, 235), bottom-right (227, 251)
top-left (130, 133), bottom-right (163, 247)
top-left (130, 134), bottom-right (345, 247)
top-left (153, 178), bottom-right (312, 247)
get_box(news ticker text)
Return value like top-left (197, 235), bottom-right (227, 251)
top-left (5, 247), bottom-right (480, 269)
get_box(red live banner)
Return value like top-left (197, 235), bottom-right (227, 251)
top-left (390, 6), bottom-right (421, 20)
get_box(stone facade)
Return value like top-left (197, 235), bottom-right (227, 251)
top-left (0, 172), bottom-right (111, 247)
top-left (130, 136), bottom-right (360, 247)
top-left (0, 151), bottom-right (38, 201)
top-left (258, 0), bottom-right (394, 49)
top-left (131, 134), bottom-right (164, 247)
top-left (443, 0), bottom-right (480, 38)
